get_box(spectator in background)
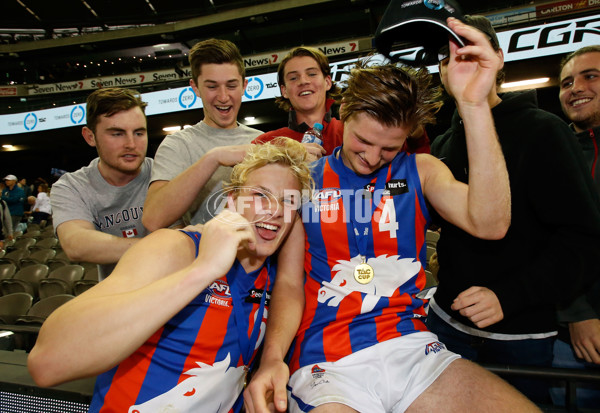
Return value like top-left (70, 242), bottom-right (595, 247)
top-left (427, 16), bottom-right (600, 404)
top-left (2, 174), bottom-right (25, 229)
top-left (253, 46), bottom-right (343, 161)
top-left (25, 183), bottom-right (51, 225)
top-left (0, 198), bottom-right (13, 250)
top-left (143, 39), bottom-right (262, 231)
top-left (552, 44), bottom-right (600, 408)
top-left (253, 46), bottom-right (430, 161)
top-left (50, 88), bottom-right (152, 280)
top-left (18, 177), bottom-right (32, 211)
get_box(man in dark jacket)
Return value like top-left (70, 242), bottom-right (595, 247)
top-left (1, 174), bottom-right (25, 229)
top-left (552, 45), bottom-right (600, 408)
top-left (426, 16), bottom-right (600, 405)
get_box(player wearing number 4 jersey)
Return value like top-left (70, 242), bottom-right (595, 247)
top-left (245, 18), bottom-right (541, 413)
top-left (288, 147), bottom-right (430, 374)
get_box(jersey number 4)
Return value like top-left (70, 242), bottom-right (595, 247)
top-left (378, 198), bottom-right (398, 238)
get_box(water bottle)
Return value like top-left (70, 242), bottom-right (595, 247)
top-left (301, 122), bottom-right (323, 146)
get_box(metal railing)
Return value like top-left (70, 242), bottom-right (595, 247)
top-left (483, 363), bottom-right (600, 413)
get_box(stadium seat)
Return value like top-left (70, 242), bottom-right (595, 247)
top-left (0, 292), bottom-right (34, 324)
top-left (0, 249), bottom-right (30, 268)
top-left (39, 265), bottom-right (85, 299)
top-left (0, 264), bottom-right (49, 297)
top-left (15, 294), bottom-right (74, 325)
top-left (73, 267), bottom-right (99, 295)
top-left (20, 230), bottom-right (42, 240)
top-left (19, 248), bottom-right (57, 268)
top-left (6, 238), bottom-right (36, 252)
top-left (425, 230), bottom-right (440, 248)
top-left (31, 237), bottom-right (59, 251)
top-left (0, 263), bottom-right (17, 282)
top-left (426, 245), bottom-right (437, 262)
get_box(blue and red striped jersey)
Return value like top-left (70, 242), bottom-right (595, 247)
top-left (290, 148), bottom-right (430, 373)
top-left (89, 230), bottom-right (274, 413)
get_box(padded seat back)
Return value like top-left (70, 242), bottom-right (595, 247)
top-left (0, 264), bottom-right (49, 297)
top-left (39, 265), bottom-right (85, 299)
top-left (0, 292), bottom-right (34, 324)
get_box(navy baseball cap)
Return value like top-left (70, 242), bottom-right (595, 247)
top-left (375, 0), bottom-right (466, 65)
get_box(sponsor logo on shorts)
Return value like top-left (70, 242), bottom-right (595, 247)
top-left (311, 364), bottom-right (326, 379)
top-left (424, 341), bottom-right (446, 355)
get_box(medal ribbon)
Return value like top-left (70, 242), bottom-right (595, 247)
top-left (227, 260), bottom-right (270, 368)
top-left (335, 148), bottom-right (390, 259)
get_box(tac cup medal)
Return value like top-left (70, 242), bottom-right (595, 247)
top-left (354, 261), bottom-right (374, 284)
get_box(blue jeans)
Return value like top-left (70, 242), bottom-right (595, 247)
top-left (426, 309), bottom-right (554, 404)
top-left (549, 338), bottom-right (600, 408)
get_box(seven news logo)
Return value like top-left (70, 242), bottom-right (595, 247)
top-left (244, 77), bottom-right (264, 100)
top-left (178, 87), bottom-right (197, 109)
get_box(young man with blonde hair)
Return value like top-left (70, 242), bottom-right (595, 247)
top-left (29, 138), bottom-right (313, 413)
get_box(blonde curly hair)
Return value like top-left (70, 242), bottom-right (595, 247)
top-left (224, 137), bottom-right (314, 202)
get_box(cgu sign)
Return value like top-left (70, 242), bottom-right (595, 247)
top-left (499, 15), bottom-right (600, 61)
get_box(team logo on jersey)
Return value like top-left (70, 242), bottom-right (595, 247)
top-left (424, 341), bottom-right (446, 355)
top-left (311, 365), bottom-right (326, 379)
top-left (384, 179), bottom-right (409, 196)
top-left (128, 353), bottom-right (244, 412)
top-left (205, 279), bottom-right (232, 307)
top-left (319, 255), bottom-right (422, 314)
top-left (313, 188), bottom-right (342, 204)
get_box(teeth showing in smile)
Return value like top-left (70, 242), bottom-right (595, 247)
top-left (299, 91), bottom-right (312, 96)
top-left (256, 222), bottom-right (278, 231)
top-left (572, 98), bottom-right (591, 107)
top-left (216, 106), bottom-right (231, 111)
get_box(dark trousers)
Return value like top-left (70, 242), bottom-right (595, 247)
top-left (426, 308), bottom-right (554, 404)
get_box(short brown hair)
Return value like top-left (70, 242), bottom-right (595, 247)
top-left (275, 46), bottom-right (341, 112)
top-left (560, 45), bottom-right (600, 73)
top-left (340, 60), bottom-right (442, 132)
top-left (188, 39), bottom-right (245, 84)
top-left (86, 88), bottom-right (147, 133)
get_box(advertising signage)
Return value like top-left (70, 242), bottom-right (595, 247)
top-left (1, 14), bottom-right (598, 136)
